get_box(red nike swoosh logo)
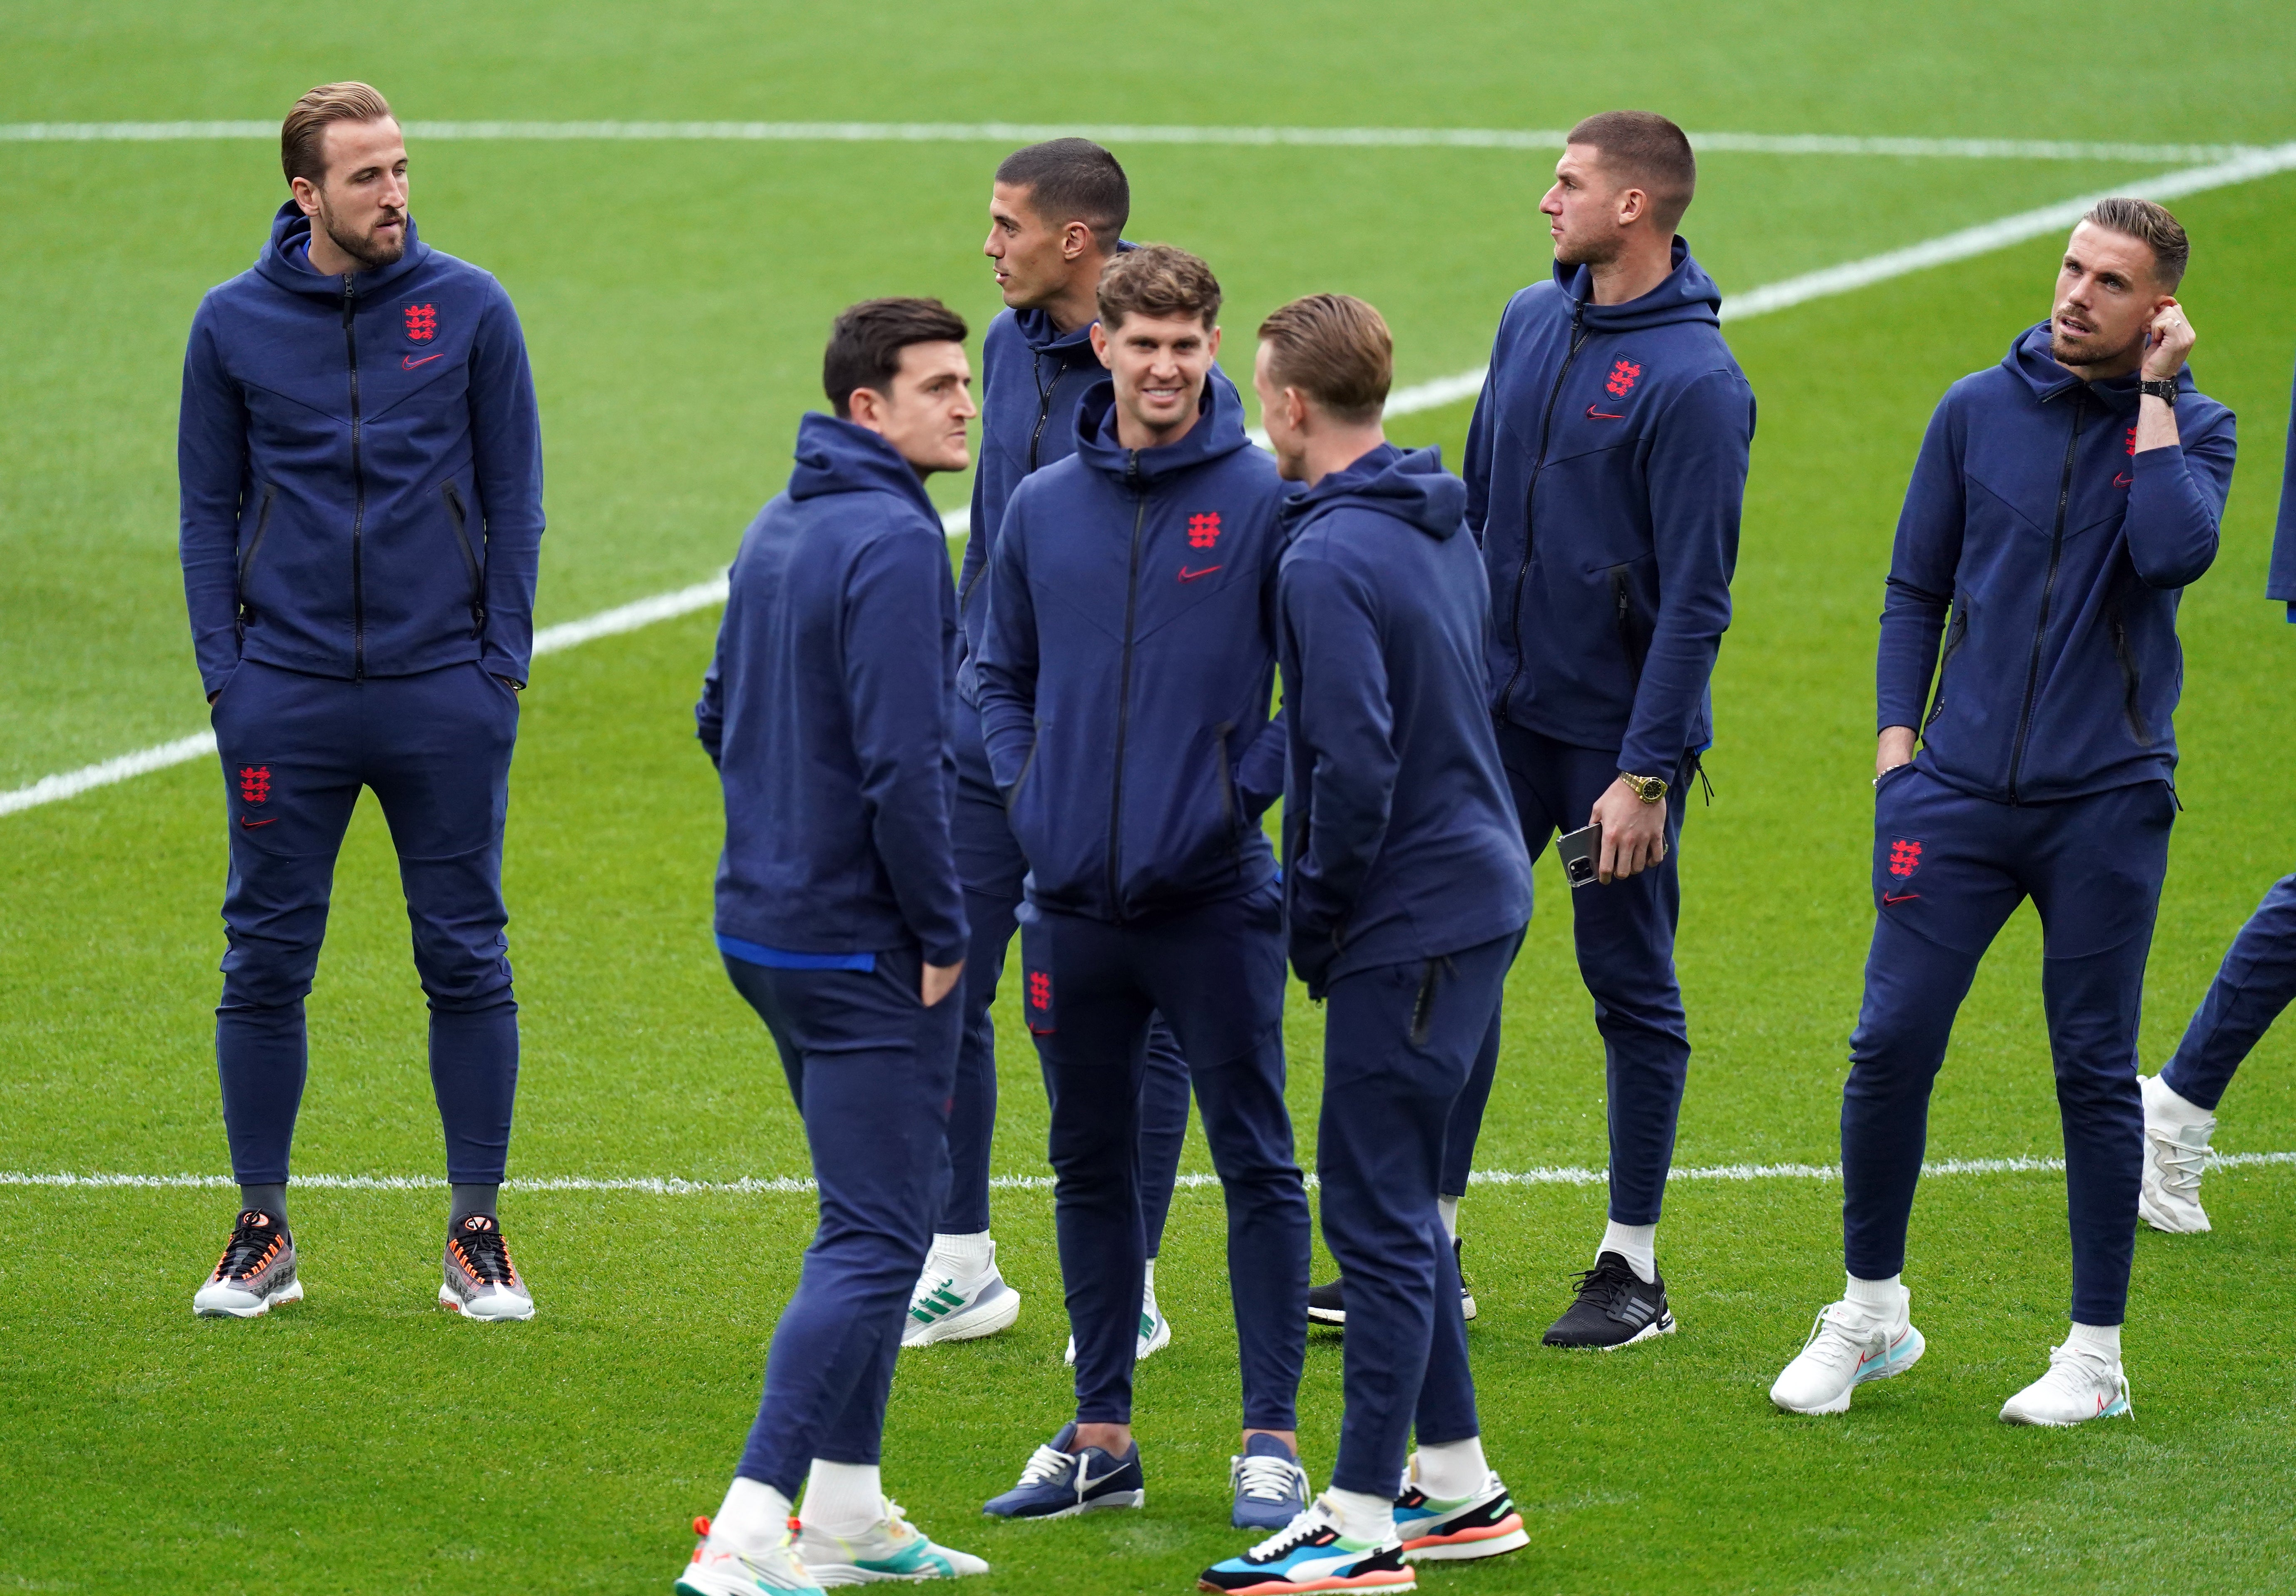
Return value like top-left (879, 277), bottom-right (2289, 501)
top-left (2113, 472), bottom-right (2132, 488)
top-left (1587, 406), bottom-right (1625, 420)
top-left (1882, 891), bottom-right (1919, 904)
top-left (403, 352), bottom-right (443, 369)
top-left (239, 816), bottom-right (276, 829)
top-left (1177, 565), bottom-right (1223, 583)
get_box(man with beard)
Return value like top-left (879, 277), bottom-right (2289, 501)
top-left (1771, 199), bottom-right (2234, 1425)
top-left (179, 83), bottom-right (544, 1321)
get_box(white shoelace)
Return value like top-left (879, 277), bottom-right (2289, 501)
top-left (1234, 1451), bottom-right (1304, 1504)
top-left (1246, 1504), bottom-right (1333, 1561)
top-left (1014, 1442), bottom-right (1076, 1488)
top-left (1794, 1301), bottom-right (1889, 1372)
top-left (2147, 1127), bottom-right (2210, 1194)
top-left (2038, 1340), bottom-right (2119, 1391)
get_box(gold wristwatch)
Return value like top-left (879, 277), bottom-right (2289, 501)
top-left (1618, 771), bottom-right (1668, 804)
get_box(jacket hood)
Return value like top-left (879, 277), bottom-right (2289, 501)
top-left (252, 199), bottom-right (431, 297)
top-left (787, 412), bottom-right (941, 519)
top-left (2004, 319), bottom-right (2196, 412)
top-left (1553, 235), bottom-right (1722, 333)
top-left (1073, 367), bottom-right (1257, 485)
top-left (1011, 239), bottom-right (1136, 357)
top-left (1285, 443), bottom-right (1466, 542)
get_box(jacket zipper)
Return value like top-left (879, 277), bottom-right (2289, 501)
top-left (235, 483), bottom-right (278, 638)
top-left (1609, 564), bottom-right (1647, 667)
top-left (1408, 959), bottom-right (1444, 1048)
top-left (1028, 351), bottom-right (1061, 472)
top-left (443, 482), bottom-right (486, 636)
top-left (1495, 300), bottom-right (1589, 721)
top-left (343, 278), bottom-right (367, 678)
top-left (2006, 393), bottom-right (2084, 802)
top-left (2109, 608), bottom-right (2148, 744)
top-left (1106, 454), bottom-right (1148, 919)
top-left (1924, 600), bottom-right (1967, 729)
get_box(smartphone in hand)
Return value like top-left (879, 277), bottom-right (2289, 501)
top-left (1557, 822), bottom-right (1602, 889)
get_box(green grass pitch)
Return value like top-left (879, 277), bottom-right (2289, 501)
top-left (5, 3), bottom-right (2296, 1590)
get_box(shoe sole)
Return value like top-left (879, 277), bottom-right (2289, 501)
top-left (2000, 1394), bottom-right (2132, 1427)
top-left (904, 1286), bottom-right (1023, 1347)
top-left (1198, 1574), bottom-right (1415, 1594)
top-left (1545, 1309), bottom-right (1676, 1351)
top-left (985, 1489), bottom-right (1145, 1521)
top-left (193, 1277), bottom-right (303, 1319)
top-left (439, 1285), bottom-right (535, 1321)
top-left (2137, 1184), bottom-right (2210, 1235)
top-left (1307, 1306), bottom-right (1347, 1327)
top-left (1402, 1515), bottom-right (1529, 1562)
top-left (806, 1556), bottom-right (990, 1585)
top-left (1773, 1325), bottom-right (1926, 1416)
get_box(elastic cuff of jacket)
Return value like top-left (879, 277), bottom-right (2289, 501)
top-left (2285, 601), bottom-right (2295, 624)
top-left (717, 934), bottom-right (875, 971)
top-left (924, 942), bottom-right (969, 970)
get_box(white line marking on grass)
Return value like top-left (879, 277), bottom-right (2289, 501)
top-left (0, 121), bottom-right (2277, 166)
top-left (7, 1150), bottom-right (2292, 1197)
top-left (10, 142), bottom-right (2294, 820)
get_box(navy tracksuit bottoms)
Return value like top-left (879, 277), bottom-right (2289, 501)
top-left (1450, 726), bottom-right (1693, 1220)
top-left (1321, 931), bottom-right (1520, 1498)
top-left (208, 659), bottom-right (521, 1186)
top-left (1019, 879), bottom-right (1310, 1430)
top-left (946, 709), bottom-right (1193, 1246)
top-left (1846, 766), bottom-right (2173, 1326)
top-left (724, 947), bottom-right (958, 1496)
top-left (2162, 869), bottom-right (2296, 1111)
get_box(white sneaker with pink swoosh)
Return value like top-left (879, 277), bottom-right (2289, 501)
top-left (1769, 1296), bottom-right (1925, 1415)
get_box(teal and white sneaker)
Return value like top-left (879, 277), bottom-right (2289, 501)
top-left (796, 1499), bottom-right (988, 1585)
top-left (1769, 1297), bottom-right (1924, 1415)
top-left (678, 1515), bottom-right (826, 1595)
top-left (1063, 1283), bottom-right (1170, 1366)
top-left (903, 1249), bottom-right (1022, 1347)
top-left (1392, 1459), bottom-right (1528, 1563)
top-left (1999, 1340), bottom-right (2132, 1427)
top-left (1197, 1499), bottom-right (1414, 1592)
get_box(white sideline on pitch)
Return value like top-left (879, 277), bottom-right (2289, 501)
top-left (5, 138), bottom-right (2294, 822)
top-left (4, 1149), bottom-right (2291, 1197)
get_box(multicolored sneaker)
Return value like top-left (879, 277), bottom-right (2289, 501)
top-left (1391, 1462), bottom-right (1528, 1563)
top-left (677, 1515), bottom-right (826, 1595)
top-left (795, 1498), bottom-right (989, 1584)
top-left (1197, 1499), bottom-right (1414, 1592)
top-left (439, 1214), bottom-right (535, 1322)
top-left (1063, 1284), bottom-right (1170, 1365)
top-left (193, 1210), bottom-right (302, 1318)
top-left (902, 1253), bottom-right (1022, 1347)
top-left (1230, 1433), bottom-right (1311, 1531)
top-left (980, 1423), bottom-right (1146, 1519)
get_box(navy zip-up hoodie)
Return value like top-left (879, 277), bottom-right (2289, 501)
top-left (1881, 321), bottom-right (2236, 804)
top-left (1464, 238), bottom-right (1754, 775)
top-left (179, 202), bottom-right (544, 697)
top-left (1277, 444), bottom-right (1532, 996)
top-left (954, 285), bottom-right (1241, 706)
top-left (697, 414), bottom-right (969, 966)
top-left (976, 375), bottom-right (1287, 923)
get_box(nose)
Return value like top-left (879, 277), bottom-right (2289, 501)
top-left (983, 228), bottom-right (1001, 260)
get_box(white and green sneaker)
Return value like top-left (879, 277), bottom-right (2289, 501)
top-left (901, 1248), bottom-right (1021, 1348)
top-left (1063, 1283), bottom-right (1170, 1366)
top-left (796, 1499), bottom-right (988, 1585)
top-left (678, 1516), bottom-right (826, 1595)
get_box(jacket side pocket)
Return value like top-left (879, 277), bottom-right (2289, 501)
top-left (443, 482), bottom-right (486, 637)
top-left (235, 483), bottom-right (278, 641)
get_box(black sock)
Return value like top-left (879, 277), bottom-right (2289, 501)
top-left (450, 1183), bottom-right (499, 1231)
top-left (239, 1183), bottom-right (289, 1236)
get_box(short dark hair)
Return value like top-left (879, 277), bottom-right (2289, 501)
top-left (282, 81), bottom-right (394, 189)
top-left (821, 297), bottom-right (969, 420)
top-left (1096, 244), bottom-right (1222, 332)
top-left (1567, 110), bottom-right (1697, 233)
top-left (994, 138), bottom-right (1129, 249)
top-left (2083, 197), bottom-right (2190, 291)
top-left (1258, 294), bottom-right (1392, 425)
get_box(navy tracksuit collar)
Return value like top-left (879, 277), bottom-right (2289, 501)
top-left (2004, 319), bottom-right (2196, 414)
top-left (252, 199), bottom-right (432, 297)
top-left (1552, 234), bottom-right (1722, 331)
top-left (1284, 443), bottom-right (1466, 543)
top-left (1073, 371), bottom-right (1257, 486)
top-left (787, 412), bottom-right (941, 523)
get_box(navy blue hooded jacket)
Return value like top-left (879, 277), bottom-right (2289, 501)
top-left (1880, 322), bottom-right (2236, 804)
top-left (2267, 356), bottom-right (2296, 619)
top-left (1464, 238), bottom-right (1754, 776)
top-left (697, 414), bottom-right (969, 968)
top-left (179, 202), bottom-right (544, 697)
top-left (976, 374), bottom-right (1287, 923)
top-left (1277, 444), bottom-right (1533, 996)
top-left (954, 290), bottom-right (1240, 706)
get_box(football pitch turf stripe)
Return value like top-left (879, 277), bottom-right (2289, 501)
top-left (6, 138), bottom-right (2290, 823)
top-left (7, 1148), bottom-right (2291, 1195)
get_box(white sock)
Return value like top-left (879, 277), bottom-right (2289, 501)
top-left (1598, 1220), bottom-right (1657, 1284)
top-left (2067, 1322), bottom-right (2122, 1360)
top-left (798, 1459), bottom-right (884, 1538)
top-left (1436, 1196), bottom-right (1460, 1241)
top-left (1144, 1255), bottom-right (1158, 1292)
top-left (1845, 1272), bottom-right (1908, 1320)
top-left (2146, 1075), bottom-right (2216, 1128)
top-left (930, 1231), bottom-right (994, 1273)
top-left (1321, 1486), bottom-right (1396, 1544)
top-left (712, 1476), bottom-right (794, 1553)
top-left (1413, 1436), bottom-right (1489, 1501)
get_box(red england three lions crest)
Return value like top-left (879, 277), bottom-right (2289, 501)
top-left (1606, 359), bottom-right (1642, 398)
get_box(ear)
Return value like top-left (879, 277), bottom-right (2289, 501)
top-left (845, 385), bottom-right (890, 435)
top-left (289, 175), bottom-right (323, 218)
top-left (1615, 185), bottom-right (1649, 228)
top-left (1206, 325), bottom-right (1223, 361)
top-left (1061, 221), bottom-right (1094, 262)
top-left (1089, 320), bottom-right (1113, 369)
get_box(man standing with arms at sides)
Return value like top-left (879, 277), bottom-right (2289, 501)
top-left (2134, 372), bottom-right (2296, 1233)
top-left (1771, 201), bottom-right (2234, 1426)
top-left (1201, 295), bottom-right (1532, 1596)
top-left (179, 83), bottom-right (544, 1322)
top-left (1401, 110), bottom-right (1752, 1350)
top-left (680, 299), bottom-right (989, 1594)
top-left (975, 247), bottom-right (1313, 1531)
top-left (906, 138), bottom-right (1201, 1361)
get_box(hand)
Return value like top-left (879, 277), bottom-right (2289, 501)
top-left (2141, 300), bottom-right (2196, 381)
top-left (921, 959), bottom-right (964, 1007)
top-left (493, 674), bottom-right (524, 692)
top-left (1876, 725), bottom-right (1916, 781)
top-left (1589, 778), bottom-right (1667, 884)
top-left (207, 689), bottom-right (221, 705)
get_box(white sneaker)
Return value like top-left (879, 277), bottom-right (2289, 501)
top-left (1769, 1297), bottom-right (1925, 1415)
top-left (795, 1498), bottom-right (988, 1584)
top-left (2000, 1339), bottom-right (2132, 1426)
top-left (1064, 1285), bottom-right (1170, 1366)
top-left (901, 1249), bottom-right (1021, 1347)
top-left (677, 1521), bottom-right (826, 1595)
top-left (2139, 1074), bottom-right (2215, 1234)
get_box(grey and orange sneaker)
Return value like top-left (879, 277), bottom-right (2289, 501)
top-left (193, 1210), bottom-right (302, 1318)
top-left (438, 1214), bottom-right (535, 1321)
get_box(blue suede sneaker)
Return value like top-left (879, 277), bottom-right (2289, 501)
top-left (1229, 1433), bottom-right (1310, 1531)
top-left (980, 1423), bottom-right (1145, 1519)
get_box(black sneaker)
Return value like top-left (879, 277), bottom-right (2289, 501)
top-left (1541, 1250), bottom-right (1674, 1349)
top-left (1306, 1236), bottom-right (1477, 1330)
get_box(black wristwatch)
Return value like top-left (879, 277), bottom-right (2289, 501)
top-left (2139, 378), bottom-right (2178, 405)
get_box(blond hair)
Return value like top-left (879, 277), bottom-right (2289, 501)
top-left (1258, 294), bottom-right (1393, 424)
top-left (281, 82), bottom-right (394, 189)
